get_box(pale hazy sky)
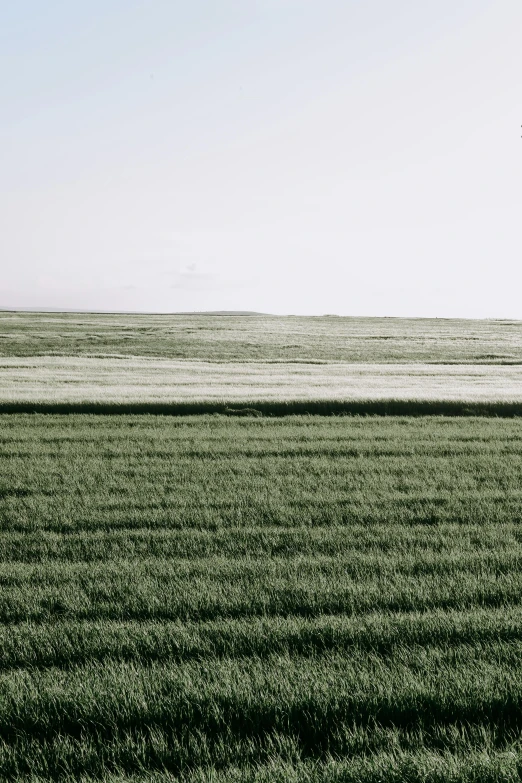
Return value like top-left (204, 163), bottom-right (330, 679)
top-left (2, 1), bottom-right (521, 316)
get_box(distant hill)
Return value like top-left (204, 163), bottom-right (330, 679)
top-left (175, 311), bottom-right (269, 316)
top-left (0, 307), bottom-right (268, 316)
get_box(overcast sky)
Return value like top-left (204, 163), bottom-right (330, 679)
top-left (2, 1), bottom-right (521, 316)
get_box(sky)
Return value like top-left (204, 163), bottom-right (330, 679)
top-left (1, 0), bottom-right (521, 317)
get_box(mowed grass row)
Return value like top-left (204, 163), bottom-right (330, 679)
top-left (2, 650), bottom-right (522, 742)
top-left (3, 522), bottom-right (522, 561)
top-left (3, 607), bottom-right (522, 669)
top-left (2, 651), bottom-right (522, 779)
top-left (2, 414), bottom-right (522, 779)
top-left (2, 415), bottom-right (522, 533)
top-left (3, 558), bottom-right (522, 623)
top-left (4, 747), bottom-right (522, 783)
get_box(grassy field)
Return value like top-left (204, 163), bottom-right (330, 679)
top-left (2, 313), bottom-right (522, 412)
top-left (2, 414), bottom-right (522, 780)
top-left (2, 311), bottom-right (522, 363)
top-left (2, 357), bottom-right (522, 409)
top-left (2, 312), bottom-right (522, 780)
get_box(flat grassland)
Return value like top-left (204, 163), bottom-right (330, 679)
top-left (2, 414), bottom-right (522, 781)
top-left (2, 311), bottom-right (522, 363)
top-left (2, 313), bottom-right (522, 781)
top-left (1, 312), bottom-right (522, 411)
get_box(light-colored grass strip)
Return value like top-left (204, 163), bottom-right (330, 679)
top-left (1, 357), bottom-right (522, 403)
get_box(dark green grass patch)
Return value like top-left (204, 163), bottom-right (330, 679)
top-left (2, 521), bottom-right (522, 562)
top-left (2, 652), bottom-right (522, 778)
top-left (2, 415), bottom-right (522, 534)
top-left (1, 399), bottom-right (522, 416)
top-left (2, 607), bottom-right (522, 670)
top-left (2, 414), bottom-right (522, 779)
top-left (3, 556), bottom-right (522, 623)
top-left (4, 734), bottom-right (522, 782)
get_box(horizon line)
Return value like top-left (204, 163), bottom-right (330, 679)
top-left (0, 307), bottom-right (520, 322)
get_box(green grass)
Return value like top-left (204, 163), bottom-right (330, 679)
top-left (3, 314), bottom-right (522, 411)
top-left (2, 414), bottom-right (522, 780)
top-left (2, 311), bottom-right (522, 363)
top-left (3, 399), bottom-right (522, 416)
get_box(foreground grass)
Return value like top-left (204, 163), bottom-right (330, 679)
top-left (2, 414), bottom-right (522, 780)
top-left (9, 753), bottom-right (522, 783)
